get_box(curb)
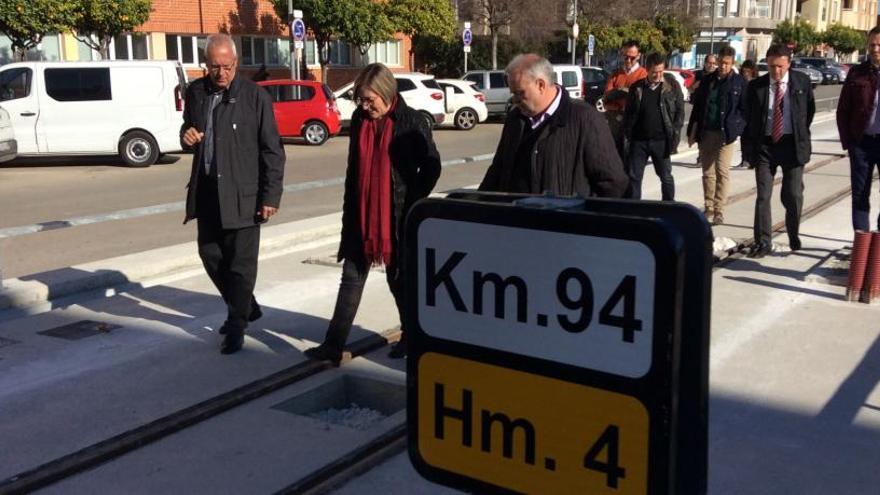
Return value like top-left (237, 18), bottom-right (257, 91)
top-left (0, 212), bottom-right (343, 313)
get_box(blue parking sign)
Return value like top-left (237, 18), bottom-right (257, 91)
top-left (462, 29), bottom-right (472, 47)
top-left (292, 19), bottom-right (306, 42)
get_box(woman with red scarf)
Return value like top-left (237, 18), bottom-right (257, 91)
top-left (305, 64), bottom-right (441, 363)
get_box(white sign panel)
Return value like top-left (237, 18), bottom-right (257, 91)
top-left (417, 218), bottom-right (656, 378)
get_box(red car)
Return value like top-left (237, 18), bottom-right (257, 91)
top-left (257, 80), bottom-right (341, 145)
top-left (668, 68), bottom-right (696, 89)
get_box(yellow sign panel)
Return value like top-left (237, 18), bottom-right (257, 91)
top-left (417, 352), bottom-right (650, 494)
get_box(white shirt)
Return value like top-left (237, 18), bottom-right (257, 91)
top-left (627, 62), bottom-right (642, 75)
top-left (765, 71), bottom-right (792, 136)
top-left (528, 85), bottom-right (562, 129)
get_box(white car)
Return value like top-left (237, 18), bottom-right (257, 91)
top-left (663, 70), bottom-right (690, 102)
top-left (436, 79), bottom-right (488, 130)
top-left (0, 106), bottom-right (17, 162)
top-left (335, 72), bottom-right (446, 128)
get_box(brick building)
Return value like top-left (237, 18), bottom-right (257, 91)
top-left (0, 0), bottom-right (413, 90)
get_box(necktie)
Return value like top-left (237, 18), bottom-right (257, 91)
top-left (772, 81), bottom-right (784, 143)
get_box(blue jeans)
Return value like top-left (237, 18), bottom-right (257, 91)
top-left (848, 136), bottom-right (880, 231)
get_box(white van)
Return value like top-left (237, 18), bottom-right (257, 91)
top-left (552, 64), bottom-right (584, 100)
top-left (0, 60), bottom-right (187, 167)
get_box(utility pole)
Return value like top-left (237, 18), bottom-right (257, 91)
top-left (708, 0), bottom-right (717, 56)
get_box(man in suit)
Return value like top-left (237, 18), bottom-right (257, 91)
top-left (181, 34), bottom-right (286, 353)
top-left (742, 45), bottom-right (815, 258)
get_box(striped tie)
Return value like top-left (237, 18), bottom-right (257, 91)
top-left (772, 81), bottom-right (784, 143)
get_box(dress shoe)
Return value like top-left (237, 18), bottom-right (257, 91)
top-left (789, 237), bottom-right (802, 252)
top-left (712, 212), bottom-right (724, 225)
top-left (747, 243), bottom-right (772, 259)
top-left (220, 330), bottom-right (244, 355)
top-left (219, 304), bottom-right (262, 335)
top-left (388, 341), bottom-right (407, 359)
top-left (304, 344), bottom-right (343, 365)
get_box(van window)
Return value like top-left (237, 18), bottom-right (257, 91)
top-left (397, 79), bottom-right (417, 92)
top-left (0, 68), bottom-right (32, 101)
top-left (558, 71), bottom-right (578, 87)
top-left (464, 73), bottom-right (484, 89)
top-left (489, 72), bottom-right (507, 89)
top-left (45, 68), bottom-right (112, 102)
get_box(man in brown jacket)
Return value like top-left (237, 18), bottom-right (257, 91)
top-left (837, 25), bottom-right (880, 232)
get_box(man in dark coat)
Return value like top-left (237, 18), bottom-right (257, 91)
top-left (623, 52), bottom-right (684, 200)
top-left (836, 25), bottom-right (880, 232)
top-left (181, 33), bottom-right (285, 353)
top-left (479, 53), bottom-right (628, 197)
top-left (687, 46), bottom-right (748, 225)
top-left (742, 44), bottom-right (815, 258)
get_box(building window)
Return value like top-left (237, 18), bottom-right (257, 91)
top-left (110, 34), bottom-right (150, 61)
top-left (240, 37), bottom-right (287, 67)
top-left (305, 39), bottom-right (317, 66)
top-left (728, 0), bottom-right (739, 16)
top-left (326, 40), bottom-right (351, 65)
top-left (165, 34), bottom-right (206, 65)
top-left (1, 34), bottom-right (62, 63)
top-left (842, 0), bottom-right (851, 8)
top-left (365, 40), bottom-right (400, 66)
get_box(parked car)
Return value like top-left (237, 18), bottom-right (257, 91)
top-left (0, 106), bottom-right (17, 163)
top-left (757, 62), bottom-right (768, 77)
top-left (258, 80), bottom-right (340, 146)
top-left (335, 72), bottom-right (445, 129)
top-left (462, 70), bottom-right (510, 117)
top-left (581, 66), bottom-right (608, 105)
top-left (790, 61), bottom-right (822, 87)
top-left (551, 64), bottom-right (584, 99)
top-left (436, 79), bottom-right (488, 130)
top-left (663, 70), bottom-right (690, 102)
top-left (0, 60), bottom-right (187, 167)
top-left (795, 57), bottom-right (843, 84)
top-left (831, 62), bottom-right (850, 80)
top-left (667, 68), bottom-right (696, 89)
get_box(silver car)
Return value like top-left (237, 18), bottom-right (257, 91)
top-left (790, 61), bottom-right (822, 88)
top-left (462, 70), bottom-right (510, 117)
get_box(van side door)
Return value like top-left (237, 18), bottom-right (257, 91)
top-left (0, 67), bottom-right (39, 153)
top-left (485, 71), bottom-right (510, 115)
top-left (39, 67), bottom-right (116, 153)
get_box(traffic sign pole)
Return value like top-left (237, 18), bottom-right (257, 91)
top-left (289, 6), bottom-right (305, 81)
top-left (462, 22), bottom-right (472, 74)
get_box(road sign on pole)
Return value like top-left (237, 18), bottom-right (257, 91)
top-left (407, 193), bottom-right (711, 494)
top-left (288, 9), bottom-right (304, 80)
top-left (463, 22), bottom-right (472, 74)
top-left (588, 33), bottom-right (595, 55)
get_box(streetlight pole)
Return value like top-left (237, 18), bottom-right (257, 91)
top-left (708, 0), bottom-right (717, 56)
top-left (571, 0), bottom-right (578, 65)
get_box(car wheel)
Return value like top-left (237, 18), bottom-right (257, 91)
top-left (454, 108), bottom-right (478, 130)
top-left (420, 111), bottom-right (435, 129)
top-left (118, 130), bottom-right (159, 167)
top-left (303, 121), bottom-right (329, 145)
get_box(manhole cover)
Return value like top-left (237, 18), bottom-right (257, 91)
top-left (38, 320), bottom-right (122, 341)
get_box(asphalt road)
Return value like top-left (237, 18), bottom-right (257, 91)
top-left (0, 84), bottom-right (842, 279)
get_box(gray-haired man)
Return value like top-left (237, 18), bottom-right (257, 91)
top-left (479, 53), bottom-right (628, 197)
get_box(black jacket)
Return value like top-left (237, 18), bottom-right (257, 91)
top-left (337, 98), bottom-right (441, 270)
top-left (687, 70), bottom-right (748, 145)
top-left (742, 71), bottom-right (815, 165)
top-left (623, 74), bottom-right (685, 155)
top-left (181, 75), bottom-right (285, 229)
top-left (479, 88), bottom-right (628, 197)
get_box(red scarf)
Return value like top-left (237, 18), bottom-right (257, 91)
top-left (357, 99), bottom-right (396, 266)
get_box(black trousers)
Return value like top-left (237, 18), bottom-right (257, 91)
top-left (196, 176), bottom-right (260, 332)
top-left (321, 257), bottom-right (405, 352)
top-left (626, 138), bottom-right (675, 200)
top-left (753, 135), bottom-right (804, 246)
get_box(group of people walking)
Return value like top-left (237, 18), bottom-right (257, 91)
top-left (180, 28), bottom-right (879, 359)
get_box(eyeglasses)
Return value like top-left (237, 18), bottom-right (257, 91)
top-left (356, 96), bottom-right (379, 107)
top-left (207, 64), bottom-right (235, 74)
top-left (623, 55), bottom-right (639, 61)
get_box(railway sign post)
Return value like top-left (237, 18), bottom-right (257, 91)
top-left (406, 194), bottom-right (712, 494)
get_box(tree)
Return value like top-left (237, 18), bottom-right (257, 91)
top-left (0, 0), bottom-right (77, 60)
top-left (773, 19), bottom-right (818, 55)
top-left (823, 23), bottom-right (864, 60)
top-left (581, 19), bottom-right (664, 58)
top-left (273, 0), bottom-right (352, 83)
top-left (339, 0), bottom-right (395, 57)
top-left (387, 0), bottom-right (456, 68)
top-left (653, 13), bottom-right (695, 59)
top-left (71, 0), bottom-right (152, 59)
top-left (470, 0), bottom-right (527, 69)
